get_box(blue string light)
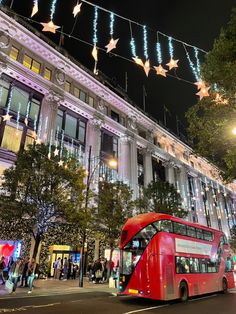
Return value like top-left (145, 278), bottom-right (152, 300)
top-left (194, 47), bottom-right (201, 80)
top-left (130, 37), bottom-right (137, 57)
top-left (33, 114), bottom-right (37, 133)
top-left (156, 42), bottom-right (162, 64)
top-left (50, 0), bottom-right (57, 21)
top-left (16, 102), bottom-right (21, 132)
top-left (168, 36), bottom-right (174, 59)
top-left (143, 25), bottom-right (148, 60)
top-left (25, 100), bottom-right (30, 120)
top-left (110, 12), bottom-right (114, 37)
top-left (93, 6), bottom-right (98, 46)
top-left (6, 89), bottom-right (12, 115)
top-left (184, 45), bottom-right (199, 81)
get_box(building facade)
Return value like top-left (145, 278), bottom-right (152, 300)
top-left (0, 6), bottom-right (236, 249)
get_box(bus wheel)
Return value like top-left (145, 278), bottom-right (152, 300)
top-left (179, 281), bottom-right (188, 302)
top-left (222, 278), bottom-right (228, 294)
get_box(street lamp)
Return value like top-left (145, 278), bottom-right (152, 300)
top-left (79, 145), bottom-right (117, 287)
top-left (232, 128), bottom-right (236, 135)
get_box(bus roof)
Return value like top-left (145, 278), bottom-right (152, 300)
top-left (121, 212), bottom-right (224, 246)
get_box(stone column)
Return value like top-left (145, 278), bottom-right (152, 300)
top-left (40, 90), bottom-right (63, 142)
top-left (130, 137), bottom-right (138, 200)
top-left (143, 146), bottom-right (153, 187)
top-left (179, 165), bottom-right (191, 221)
top-left (118, 135), bottom-right (132, 184)
top-left (194, 177), bottom-right (206, 225)
top-left (164, 160), bottom-right (176, 186)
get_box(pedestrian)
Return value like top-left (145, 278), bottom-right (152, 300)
top-left (7, 256), bottom-right (14, 279)
top-left (53, 257), bottom-right (61, 280)
top-left (93, 259), bottom-right (102, 284)
top-left (27, 258), bottom-right (36, 294)
top-left (67, 257), bottom-right (73, 280)
top-left (20, 256), bottom-right (30, 287)
top-left (0, 256), bottom-right (6, 285)
top-left (62, 257), bottom-right (69, 281)
top-left (72, 263), bottom-right (78, 279)
top-left (87, 262), bottom-right (93, 282)
top-left (9, 258), bottom-right (22, 294)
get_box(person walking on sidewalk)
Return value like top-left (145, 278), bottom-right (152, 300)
top-left (0, 256), bottom-right (6, 285)
top-left (54, 257), bottom-right (61, 280)
top-left (9, 258), bottom-right (22, 294)
top-left (20, 256), bottom-right (30, 287)
top-left (62, 257), bottom-right (69, 280)
top-left (7, 256), bottom-right (14, 279)
top-left (27, 258), bottom-right (36, 294)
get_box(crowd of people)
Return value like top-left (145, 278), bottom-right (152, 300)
top-left (0, 255), bottom-right (36, 294)
top-left (53, 256), bottom-right (79, 280)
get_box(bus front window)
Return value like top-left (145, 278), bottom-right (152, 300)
top-left (121, 224), bottom-right (157, 275)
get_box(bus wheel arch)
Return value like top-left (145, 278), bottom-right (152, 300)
top-left (179, 280), bottom-right (188, 302)
top-left (222, 277), bottom-right (228, 294)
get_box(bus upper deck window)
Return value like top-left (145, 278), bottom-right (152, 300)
top-left (153, 220), bottom-right (173, 233)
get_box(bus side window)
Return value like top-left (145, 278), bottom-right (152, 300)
top-left (154, 220), bottom-right (173, 233)
top-left (189, 258), bottom-right (199, 273)
top-left (173, 222), bottom-right (187, 236)
top-left (187, 226), bottom-right (196, 238)
top-left (207, 260), bottom-right (217, 273)
top-left (200, 259), bottom-right (207, 273)
top-left (176, 257), bottom-right (190, 273)
top-left (196, 228), bottom-right (203, 240)
top-left (203, 230), bottom-right (213, 241)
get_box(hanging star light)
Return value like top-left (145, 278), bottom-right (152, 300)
top-left (132, 56), bottom-right (143, 66)
top-left (143, 59), bottom-right (150, 77)
top-left (154, 64), bottom-right (168, 77)
top-left (194, 80), bottom-right (206, 90)
top-left (58, 160), bottom-right (64, 167)
top-left (54, 147), bottom-right (59, 156)
top-left (35, 138), bottom-right (42, 145)
top-left (105, 12), bottom-right (119, 53)
top-left (2, 113), bottom-right (12, 121)
top-left (92, 45), bottom-right (98, 61)
top-left (31, 0), bottom-right (39, 17)
top-left (141, 25), bottom-right (150, 77)
top-left (166, 36), bottom-right (179, 70)
top-left (41, 0), bottom-right (60, 33)
top-left (41, 21), bottom-right (60, 34)
top-left (166, 58), bottom-right (179, 70)
top-left (196, 86), bottom-right (210, 100)
top-left (105, 38), bottom-right (119, 53)
top-left (73, 2), bottom-right (82, 17)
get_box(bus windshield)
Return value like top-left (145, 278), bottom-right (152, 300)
top-left (121, 224), bottom-right (157, 275)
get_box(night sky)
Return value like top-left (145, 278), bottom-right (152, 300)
top-left (6, 0), bottom-right (236, 137)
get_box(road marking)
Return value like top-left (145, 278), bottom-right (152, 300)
top-left (189, 294), bottom-right (217, 302)
top-left (32, 303), bottom-right (61, 308)
top-left (0, 303), bottom-right (60, 313)
top-left (123, 304), bottom-right (169, 314)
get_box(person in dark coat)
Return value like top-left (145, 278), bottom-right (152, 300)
top-left (92, 259), bottom-right (102, 284)
top-left (20, 256), bottom-right (30, 287)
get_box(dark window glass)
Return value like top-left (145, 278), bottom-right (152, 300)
top-left (196, 228), bottom-right (204, 240)
top-left (10, 87), bottom-right (29, 115)
top-left (111, 110), bottom-right (120, 123)
top-left (78, 120), bottom-right (86, 143)
top-left (29, 98), bottom-right (40, 121)
top-left (56, 109), bottom-right (64, 132)
top-left (187, 226), bottom-right (196, 238)
top-left (176, 257), bottom-right (190, 274)
top-left (199, 259), bottom-right (207, 273)
top-left (79, 90), bottom-right (86, 102)
top-left (0, 79), bottom-right (10, 108)
top-left (207, 260), bottom-right (217, 273)
top-left (173, 222), bottom-right (187, 236)
top-left (189, 258), bottom-right (199, 273)
top-left (101, 132), bottom-right (113, 155)
top-left (203, 230), bottom-right (213, 241)
top-left (65, 114), bottom-right (77, 138)
top-left (153, 220), bottom-right (173, 233)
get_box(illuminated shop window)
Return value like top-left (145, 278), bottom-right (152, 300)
top-left (24, 130), bottom-right (35, 149)
top-left (1, 124), bottom-right (23, 153)
top-left (43, 68), bottom-right (52, 81)
top-left (0, 79), bottom-right (10, 108)
top-left (9, 46), bottom-right (19, 61)
top-left (65, 81), bottom-right (71, 93)
top-left (10, 87), bottom-right (29, 115)
top-left (74, 87), bottom-right (80, 98)
top-left (23, 55), bottom-right (41, 74)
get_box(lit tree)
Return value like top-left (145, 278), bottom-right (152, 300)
top-left (186, 6), bottom-right (236, 181)
top-left (0, 143), bottom-right (86, 259)
top-left (136, 179), bottom-right (187, 218)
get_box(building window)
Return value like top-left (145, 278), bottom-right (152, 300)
top-left (9, 46), bottom-right (19, 61)
top-left (74, 87), bottom-right (80, 98)
top-left (88, 96), bottom-right (94, 107)
top-left (43, 68), bottom-right (52, 81)
top-left (0, 79), bottom-right (10, 108)
top-left (1, 123), bottom-right (23, 153)
top-left (23, 55), bottom-right (41, 74)
top-left (111, 110), bottom-right (120, 123)
top-left (65, 114), bottom-right (77, 138)
top-left (79, 90), bottom-right (86, 102)
top-left (120, 116), bottom-right (126, 126)
top-left (65, 81), bottom-right (71, 93)
top-left (78, 120), bottom-right (86, 143)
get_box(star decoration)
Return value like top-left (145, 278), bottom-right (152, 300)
top-left (35, 138), bottom-right (42, 145)
top-left (2, 113), bottom-right (12, 121)
top-left (31, 3), bottom-right (38, 17)
top-left (58, 160), bottom-right (64, 167)
top-left (214, 93), bottom-right (228, 105)
top-left (132, 57), bottom-right (144, 67)
top-left (105, 38), bottom-right (119, 53)
top-left (166, 58), bottom-right (179, 70)
top-left (24, 117), bottom-right (28, 126)
top-left (143, 59), bottom-right (150, 77)
top-left (48, 152), bottom-right (51, 160)
top-left (194, 80), bottom-right (206, 90)
top-left (154, 64), bottom-right (168, 77)
top-left (92, 45), bottom-right (98, 61)
top-left (73, 3), bottom-right (82, 17)
top-left (54, 148), bottom-right (59, 156)
top-left (41, 21), bottom-right (60, 34)
top-left (196, 87), bottom-right (210, 100)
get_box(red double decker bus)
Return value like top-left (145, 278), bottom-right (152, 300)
top-left (119, 213), bottom-right (234, 301)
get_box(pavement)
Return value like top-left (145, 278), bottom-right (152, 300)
top-left (0, 277), bottom-right (118, 299)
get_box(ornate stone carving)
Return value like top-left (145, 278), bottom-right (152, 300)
top-left (0, 61), bottom-right (7, 75)
top-left (120, 134), bottom-right (133, 144)
top-left (89, 117), bottom-right (103, 131)
top-left (55, 69), bottom-right (65, 85)
top-left (127, 114), bottom-right (137, 130)
top-left (0, 31), bottom-right (10, 48)
top-left (44, 90), bottom-right (64, 107)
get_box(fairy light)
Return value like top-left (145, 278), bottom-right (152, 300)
top-left (44, 116), bottom-right (48, 140)
top-left (143, 25), bottom-right (148, 60)
top-left (184, 45), bottom-right (199, 81)
top-left (110, 12), bottom-right (114, 36)
top-left (37, 113), bottom-right (42, 139)
top-left (60, 129), bottom-right (64, 159)
top-left (130, 37), bottom-right (137, 57)
top-left (48, 129), bottom-right (53, 159)
top-left (93, 6), bottom-right (98, 46)
top-left (6, 89), bottom-right (13, 115)
top-left (194, 47), bottom-right (201, 80)
top-left (24, 100), bottom-right (30, 125)
top-left (168, 36), bottom-right (174, 59)
top-left (156, 38), bottom-right (162, 64)
top-left (50, 0), bottom-right (57, 21)
top-left (16, 102), bottom-right (21, 136)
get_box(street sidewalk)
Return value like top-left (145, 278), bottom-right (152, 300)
top-left (0, 277), bottom-right (118, 298)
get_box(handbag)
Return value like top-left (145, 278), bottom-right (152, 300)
top-left (95, 270), bottom-right (102, 279)
top-left (5, 279), bottom-right (14, 293)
